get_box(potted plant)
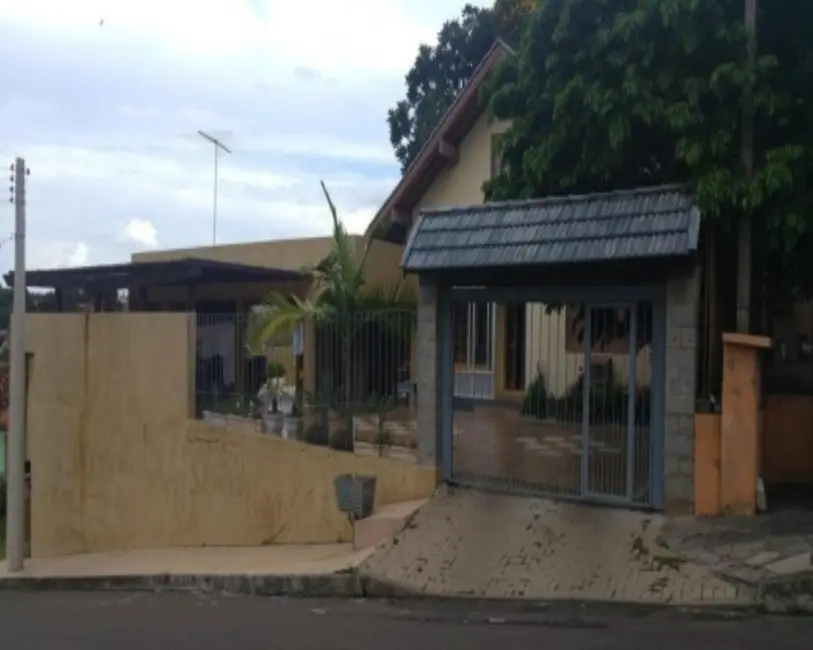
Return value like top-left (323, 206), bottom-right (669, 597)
top-left (260, 361), bottom-right (287, 435)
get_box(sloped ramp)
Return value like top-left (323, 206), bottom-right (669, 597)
top-left (360, 487), bottom-right (753, 606)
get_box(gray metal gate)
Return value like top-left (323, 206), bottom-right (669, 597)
top-left (441, 286), bottom-right (664, 509)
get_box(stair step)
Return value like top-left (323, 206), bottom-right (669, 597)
top-left (353, 499), bottom-right (427, 550)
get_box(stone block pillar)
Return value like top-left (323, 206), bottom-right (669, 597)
top-left (415, 278), bottom-right (440, 468)
top-left (720, 332), bottom-right (771, 515)
top-left (664, 265), bottom-right (700, 513)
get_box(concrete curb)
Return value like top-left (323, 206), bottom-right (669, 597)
top-left (1, 570), bottom-right (810, 617)
top-left (0, 572), bottom-right (363, 597)
top-left (357, 574), bottom-right (761, 618)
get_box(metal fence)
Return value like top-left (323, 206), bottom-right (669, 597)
top-left (195, 310), bottom-right (417, 453)
top-left (449, 298), bottom-right (655, 507)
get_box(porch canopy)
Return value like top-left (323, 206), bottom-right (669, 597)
top-left (401, 185), bottom-right (701, 280)
top-left (4, 258), bottom-right (310, 311)
top-left (6, 258), bottom-right (308, 291)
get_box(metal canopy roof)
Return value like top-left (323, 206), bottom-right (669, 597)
top-left (5, 258), bottom-right (309, 291)
top-left (401, 185), bottom-right (701, 273)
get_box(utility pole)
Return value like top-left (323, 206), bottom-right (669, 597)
top-left (737, 0), bottom-right (758, 332)
top-left (6, 157), bottom-right (28, 572)
top-left (197, 130), bottom-right (232, 247)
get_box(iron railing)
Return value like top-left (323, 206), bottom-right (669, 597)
top-left (195, 310), bottom-right (418, 453)
top-left (449, 299), bottom-right (654, 507)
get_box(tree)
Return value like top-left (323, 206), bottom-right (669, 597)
top-left (387, 4), bottom-right (500, 171)
top-left (484, 0), bottom-right (813, 297)
top-left (248, 183), bottom-right (415, 450)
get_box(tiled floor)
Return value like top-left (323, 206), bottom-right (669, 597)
top-left (354, 404), bottom-right (652, 500)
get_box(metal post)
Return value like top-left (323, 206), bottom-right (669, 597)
top-left (213, 144), bottom-right (218, 246)
top-left (197, 131), bottom-right (231, 248)
top-left (6, 157), bottom-right (27, 572)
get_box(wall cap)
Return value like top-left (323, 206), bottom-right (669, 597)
top-left (722, 332), bottom-right (772, 349)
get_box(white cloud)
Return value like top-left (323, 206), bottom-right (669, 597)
top-left (0, 0), bottom-right (483, 276)
top-left (122, 218), bottom-right (157, 248)
top-left (29, 241), bottom-right (91, 270)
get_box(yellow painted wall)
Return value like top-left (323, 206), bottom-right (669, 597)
top-left (24, 312), bottom-right (437, 558)
top-left (132, 236), bottom-right (337, 271)
top-left (414, 112), bottom-right (510, 215)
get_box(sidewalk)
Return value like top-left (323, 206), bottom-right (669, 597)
top-left (660, 509), bottom-right (813, 613)
top-left (0, 544), bottom-right (374, 596)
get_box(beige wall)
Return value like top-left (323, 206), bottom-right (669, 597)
top-left (132, 236), bottom-right (337, 271)
top-left (25, 312), bottom-right (436, 558)
top-left (414, 112), bottom-right (510, 215)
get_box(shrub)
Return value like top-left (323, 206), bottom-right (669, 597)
top-left (266, 361), bottom-right (287, 380)
top-left (520, 372), bottom-right (554, 419)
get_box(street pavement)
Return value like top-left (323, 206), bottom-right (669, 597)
top-left (1, 592), bottom-right (812, 650)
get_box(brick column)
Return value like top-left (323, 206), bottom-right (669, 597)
top-left (664, 264), bottom-right (700, 513)
top-left (416, 278), bottom-right (440, 467)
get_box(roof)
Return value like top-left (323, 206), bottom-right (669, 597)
top-left (401, 185), bottom-right (701, 273)
top-left (364, 38), bottom-right (515, 240)
top-left (6, 258), bottom-right (310, 291)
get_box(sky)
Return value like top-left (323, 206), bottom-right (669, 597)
top-left (0, 0), bottom-right (481, 272)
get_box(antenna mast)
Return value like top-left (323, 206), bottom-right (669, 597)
top-left (197, 130), bottom-right (232, 246)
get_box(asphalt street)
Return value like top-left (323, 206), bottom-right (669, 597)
top-left (1, 592), bottom-right (812, 650)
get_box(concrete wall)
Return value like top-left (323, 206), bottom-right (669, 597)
top-left (762, 394), bottom-right (813, 484)
top-left (132, 236), bottom-right (338, 270)
top-left (25, 313), bottom-right (437, 558)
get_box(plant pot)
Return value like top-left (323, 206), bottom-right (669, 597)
top-left (285, 415), bottom-right (303, 440)
top-left (202, 411), bottom-right (226, 427)
top-left (377, 445), bottom-right (392, 458)
top-left (333, 474), bottom-right (376, 520)
top-left (263, 412), bottom-right (285, 435)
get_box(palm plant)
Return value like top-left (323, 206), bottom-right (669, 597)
top-left (247, 181), bottom-right (415, 450)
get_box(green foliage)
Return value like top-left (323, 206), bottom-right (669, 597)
top-left (248, 189), bottom-right (415, 450)
top-left (520, 366), bottom-right (652, 426)
top-left (519, 371), bottom-right (554, 419)
top-left (484, 0), bottom-right (813, 293)
top-left (387, 1), bottom-right (544, 171)
top-left (387, 4), bottom-right (500, 171)
top-left (266, 361), bottom-right (286, 380)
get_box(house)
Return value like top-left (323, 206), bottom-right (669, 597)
top-left (11, 38), bottom-right (808, 537)
top-left (362, 38), bottom-right (787, 517)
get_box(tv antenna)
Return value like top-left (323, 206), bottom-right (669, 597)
top-left (197, 130), bottom-right (232, 246)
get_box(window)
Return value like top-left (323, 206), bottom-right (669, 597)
top-left (453, 302), bottom-right (491, 367)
